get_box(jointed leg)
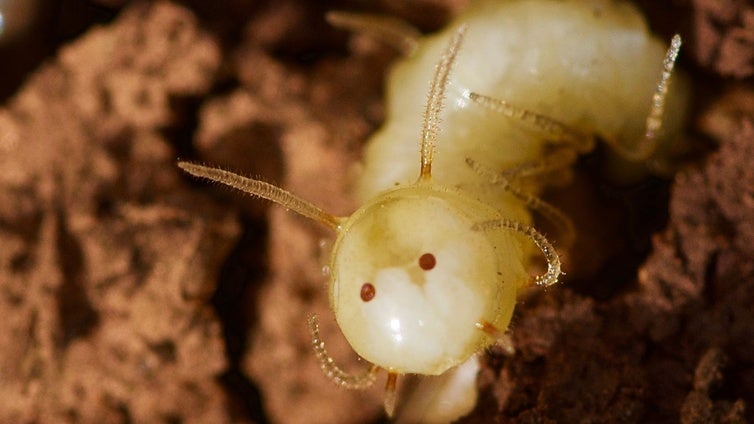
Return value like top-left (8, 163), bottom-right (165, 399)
top-left (497, 147), bottom-right (578, 182)
top-left (468, 92), bottom-right (595, 153)
top-left (326, 11), bottom-right (420, 55)
top-left (603, 35), bottom-right (682, 160)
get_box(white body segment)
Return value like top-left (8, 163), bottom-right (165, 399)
top-left (357, 0), bottom-right (688, 205)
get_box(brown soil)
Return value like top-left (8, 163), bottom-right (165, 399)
top-left (0, 0), bottom-right (751, 423)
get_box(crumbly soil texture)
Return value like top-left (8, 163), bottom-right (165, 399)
top-left (0, 0), bottom-right (751, 423)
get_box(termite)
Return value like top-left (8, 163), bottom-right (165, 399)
top-left (179, 0), bottom-right (687, 420)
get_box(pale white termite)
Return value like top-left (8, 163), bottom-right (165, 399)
top-left (179, 0), bottom-right (687, 420)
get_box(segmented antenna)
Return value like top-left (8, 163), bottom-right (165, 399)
top-left (420, 25), bottom-right (467, 180)
top-left (308, 315), bottom-right (379, 389)
top-left (178, 162), bottom-right (342, 230)
top-left (473, 218), bottom-right (562, 287)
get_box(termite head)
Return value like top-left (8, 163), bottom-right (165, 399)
top-left (329, 183), bottom-right (519, 374)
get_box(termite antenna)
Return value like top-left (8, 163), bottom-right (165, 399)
top-left (419, 24), bottom-right (467, 181)
top-left (308, 315), bottom-right (380, 389)
top-left (177, 161), bottom-right (342, 230)
top-left (473, 219), bottom-right (562, 287)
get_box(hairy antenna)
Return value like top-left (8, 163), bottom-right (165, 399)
top-left (473, 218), bottom-right (562, 287)
top-left (308, 315), bottom-right (379, 389)
top-left (420, 25), bottom-right (467, 180)
top-left (177, 162), bottom-right (342, 230)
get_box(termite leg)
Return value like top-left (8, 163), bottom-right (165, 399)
top-left (468, 92), bottom-right (596, 154)
top-left (497, 148), bottom-right (579, 182)
top-left (326, 11), bottom-right (420, 55)
top-left (384, 372), bottom-right (399, 418)
top-left (603, 35), bottom-right (682, 161)
top-left (466, 157), bottom-right (576, 249)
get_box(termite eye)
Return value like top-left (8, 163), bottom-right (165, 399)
top-left (360, 282), bottom-right (376, 302)
top-left (418, 253), bottom-right (436, 270)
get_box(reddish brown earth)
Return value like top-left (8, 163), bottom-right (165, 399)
top-left (0, 0), bottom-right (751, 423)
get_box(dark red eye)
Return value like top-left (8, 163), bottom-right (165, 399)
top-left (419, 253), bottom-right (436, 270)
top-left (360, 283), bottom-right (375, 302)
